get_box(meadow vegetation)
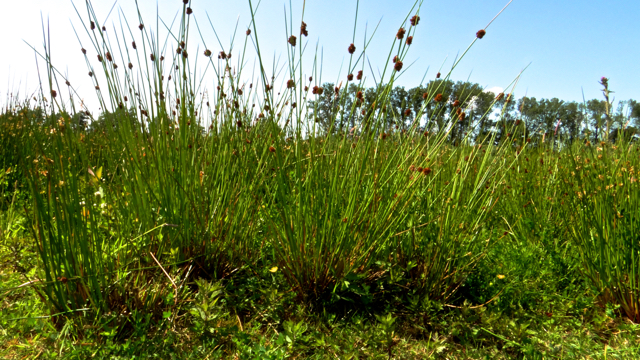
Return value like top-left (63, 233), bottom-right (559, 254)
top-left (1, 0), bottom-right (640, 358)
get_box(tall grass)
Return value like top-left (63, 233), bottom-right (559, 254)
top-left (12, 0), bottom-right (534, 325)
top-left (564, 140), bottom-right (640, 321)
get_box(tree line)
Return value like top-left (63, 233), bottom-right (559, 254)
top-left (308, 78), bottom-right (640, 144)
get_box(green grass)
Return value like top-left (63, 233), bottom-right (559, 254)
top-left (2, 0), bottom-right (640, 358)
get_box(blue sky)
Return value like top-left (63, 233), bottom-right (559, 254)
top-left (1, 0), bottom-right (638, 112)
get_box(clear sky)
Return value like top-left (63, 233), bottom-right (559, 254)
top-left (1, 0), bottom-right (639, 113)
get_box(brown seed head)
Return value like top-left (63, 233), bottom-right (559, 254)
top-left (102, 26), bottom-right (106, 31)
top-left (105, 52), bottom-right (112, 62)
top-left (269, 146), bottom-right (276, 153)
top-left (459, 112), bottom-right (466, 121)
top-left (287, 79), bottom-right (295, 89)
top-left (182, 50), bottom-right (188, 58)
top-left (204, 49), bottom-right (212, 57)
top-left (394, 60), bottom-right (403, 72)
top-left (81, 48), bottom-right (87, 54)
top-left (132, 41), bottom-right (137, 50)
top-left (246, 29), bottom-right (251, 36)
top-left (393, 55), bottom-right (398, 63)
top-left (150, 54), bottom-right (155, 61)
top-left (434, 93), bottom-right (443, 102)
top-left (65, 80), bottom-right (70, 86)
top-left (348, 43), bottom-right (356, 54)
top-left (347, 73), bottom-right (354, 81)
top-left (97, 54), bottom-right (103, 62)
top-left (496, 92), bottom-right (504, 101)
top-left (404, 109), bottom-right (411, 117)
top-left (288, 35), bottom-right (297, 47)
top-left (183, 0), bottom-right (188, 4)
top-left (436, 72), bottom-right (441, 79)
top-left (51, 90), bottom-right (57, 98)
top-left (410, 15), bottom-right (420, 26)
top-left (452, 100), bottom-right (460, 107)
top-left (139, 24), bottom-right (144, 30)
top-left (356, 91), bottom-right (364, 100)
top-left (476, 29), bottom-right (486, 39)
top-left (128, 62), bottom-right (133, 69)
top-left (186, 7), bottom-right (193, 15)
top-left (422, 92), bottom-right (429, 100)
top-left (357, 70), bottom-right (363, 80)
top-left (423, 167), bottom-right (432, 175)
top-left (406, 36), bottom-right (413, 45)
top-left (396, 27), bottom-right (406, 40)
top-left (300, 21), bottom-right (308, 36)
top-left (90, 21), bottom-right (95, 30)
